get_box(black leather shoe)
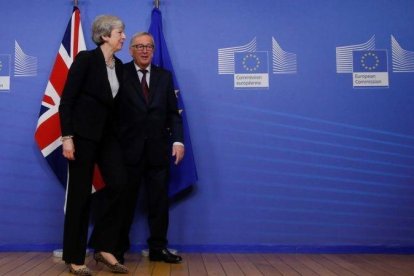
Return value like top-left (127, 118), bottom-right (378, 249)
top-left (149, 248), bottom-right (182, 263)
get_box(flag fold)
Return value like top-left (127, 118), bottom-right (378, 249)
top-left (35, 7), bottom-right (104, 192)
top-left (149, 7), bottom-right (198, 196)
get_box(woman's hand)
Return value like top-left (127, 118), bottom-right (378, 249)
top-left (62, 138), bottom-right (75, 160)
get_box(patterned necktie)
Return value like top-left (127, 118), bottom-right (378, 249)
top-left (139, 69), bottom-right (149, 103)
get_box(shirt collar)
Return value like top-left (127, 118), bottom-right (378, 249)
top-left (134, 63), bottom-right (151, 73)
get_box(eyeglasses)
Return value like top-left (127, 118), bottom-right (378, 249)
top-left (131, 44), bottom-right (154, 51)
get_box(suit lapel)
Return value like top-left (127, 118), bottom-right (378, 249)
top-left (148, 65), bottom-right (161, 105)
top-left (115, 57), bottom-right (123, 90)
top-left (126, 61), bottom-right (148, 107)
top-left (94, 47), bottom-right (114, 104)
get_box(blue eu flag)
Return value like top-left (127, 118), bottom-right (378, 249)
top-left (234, 52), bottom-right (268, 74)
top-left (149, 8), bottom-right (198, 197)
top-left (353, 50), bottom-right (388, 72)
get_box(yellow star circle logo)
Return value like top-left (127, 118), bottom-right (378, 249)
top-left (242, 53), bottom-right (260, 72)
top-left (360, 52), bottom-right (380, 71)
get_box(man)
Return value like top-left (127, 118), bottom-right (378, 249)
top-left (117, 32), bottom-right (184, 264)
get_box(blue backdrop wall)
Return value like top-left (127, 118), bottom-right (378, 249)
top-left (1, 0), bottom-right (414, 252)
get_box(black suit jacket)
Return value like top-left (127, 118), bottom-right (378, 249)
top-left (59, 47), bottom-right (123, 142)
top-left (119, 61), bottom-right (183, 166)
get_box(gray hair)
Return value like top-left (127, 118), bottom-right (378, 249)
top-left (92, 15), bottom-right (125, 46)
top-left (129, 32), bottom-right (155, 48)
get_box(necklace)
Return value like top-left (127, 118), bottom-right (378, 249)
top-left (106, 57), bottom-right (115, 69)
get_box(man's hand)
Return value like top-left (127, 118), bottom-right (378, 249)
top-left (172, 144), bottom-right (185, 165)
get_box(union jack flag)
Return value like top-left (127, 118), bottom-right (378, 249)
top-left (34, 7), bottom-right (104, 192)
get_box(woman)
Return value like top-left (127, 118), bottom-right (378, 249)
top-left (59, 15), bottom-right (128, 275)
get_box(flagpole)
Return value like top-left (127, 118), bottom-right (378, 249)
top-left (154, 0), bottom-right (160, 8)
